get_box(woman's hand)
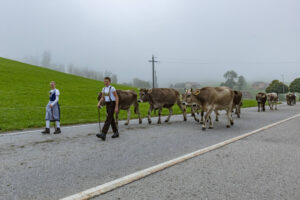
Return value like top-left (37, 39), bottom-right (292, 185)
top-left (114, 107), bottom-right (118, 113)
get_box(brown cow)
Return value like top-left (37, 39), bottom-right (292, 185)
top-left (266, 92), bottom-right (278, 110)
top-left (286, 93), bottom-right (296, 106)
top-left (98, 90), bottom-right (142, 126)
top-left (256, 92), bottom-right (267, 112)
top-left (138, 88), bottom-right (187, 124)
top-left (182, 89), bottom-right (220, 124)
top-left (182, 87), bottom-right (234, 130)
top-left (233, 90), bottom-right (243, 118)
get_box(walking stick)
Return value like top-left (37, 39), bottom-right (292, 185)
top-left (97, 108), bottom-right (102, 134)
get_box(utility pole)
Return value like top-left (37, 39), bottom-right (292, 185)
top-left (149, 55), bottom-right (159, 88)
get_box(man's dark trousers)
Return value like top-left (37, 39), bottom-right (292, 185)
top-left (102, 101), bottom-right (118, 134)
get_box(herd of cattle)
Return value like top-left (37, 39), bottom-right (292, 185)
top-left (98, 87), bottom-right (297, 130)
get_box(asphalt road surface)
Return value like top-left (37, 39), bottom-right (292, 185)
top-left (1, 104), bottom-right (300, 200)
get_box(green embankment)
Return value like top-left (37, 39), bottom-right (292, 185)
top-left (0, 57), bottom-right (258, 132)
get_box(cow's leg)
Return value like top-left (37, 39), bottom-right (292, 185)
top-left (192, 107), bottom-right (199, 122)
top-left (262, 103), bottom-right (265, 112)
top-left (215, 110), bottom-right (219, 122)
top-left (134, 101), bottom-right (142, 124)
top-left (124, 108), bottom-right (131, 125)
top-left (157, 108), bottom-right (162, 124)
top-left (208, 114), bottom-right (214, 129)
top-left (200, 110), bottom-right (204, 124)
top-left (148, 105), bottom-right (153, 124)
top-left (177, 100), bottom-right (187, 121)
top-left (258, 103), bottom-right (260, 112)
top-left (203, 107), bottom-right (214, 130)
top-left (165, 107), bottom-right (173, 122)
top-left (236, 105), bottom-right (241, 118)
top-left (226, 108), bottom-right (232, 128)
top-left (275, 102), bottom-right (278, 110)
top-left (268, 101), bottom-right (271, 110)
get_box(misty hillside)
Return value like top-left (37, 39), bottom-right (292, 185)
top-left (0, 57), bottom-right (138, 131)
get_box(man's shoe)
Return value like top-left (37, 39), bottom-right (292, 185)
top-left (96, 133), bottom-right (106, 141)
top-left (112, 131), bottom-right (119, 138)
top-left (54, 128), bottom-right (61, 134)
top-left (41, 128), bottom-right (50, 134)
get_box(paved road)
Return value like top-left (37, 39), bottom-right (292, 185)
top-left (0, 104), bottom-right (299, 200)
top-left (98, 114), bottom-right (300, 200)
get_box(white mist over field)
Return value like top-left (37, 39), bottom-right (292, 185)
top-left (0, 0), bottom-right (299, 86)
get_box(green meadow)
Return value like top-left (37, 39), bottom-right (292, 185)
top-left (0, 57), bottom-right (258, 132)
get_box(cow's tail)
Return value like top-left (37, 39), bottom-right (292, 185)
top-left (134, 100), bottom-right (139, 114)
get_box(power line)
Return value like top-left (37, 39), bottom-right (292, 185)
top-left (159, 58), bottom-right (300, 65)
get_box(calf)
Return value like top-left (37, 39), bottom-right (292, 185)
top-left (286, 93), bottom-right (296, 106)
top-left (256, 92), bottom-right (267, 112)
top-left (233, 90), bottom-right (243, 118)
top-left (182, 87), bottom-right (234, 130)
top-left (138, 88), bottom-right (187, 124)
top-left (98, 90), bottom-right (142, 126)
top-left (267, 92), bottom-right (278, 110)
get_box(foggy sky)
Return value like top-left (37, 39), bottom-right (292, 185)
top-left (0, 0), bottom-right (299, 86)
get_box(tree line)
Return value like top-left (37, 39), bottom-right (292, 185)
top-left (21, 50), bottom-right (118, 83)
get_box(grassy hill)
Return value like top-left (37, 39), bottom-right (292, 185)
top-left (0, 57), bottom-right (258, 132)
top-left (0, 57), bottom-right (187, 132)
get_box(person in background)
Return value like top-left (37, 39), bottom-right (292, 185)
top-left (97, 77), bottom-right (119, 141)
top-left (42, 81), bottom-right (61, 134)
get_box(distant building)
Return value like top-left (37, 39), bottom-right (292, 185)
top-left (252, 82), bottom-right (268, 90)
top-left (242, 91), bottom-right (252, 99)
top-left (173, 82), bottom-right (201, 89)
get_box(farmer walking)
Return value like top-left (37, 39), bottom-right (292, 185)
top-left (96, 77), bottom-right (119, 141)
top-left (42, 81), bottom-right (61, 134)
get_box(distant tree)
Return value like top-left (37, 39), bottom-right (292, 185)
top-left (132, 78), bottom-right (151, 88)
top-left (22, 56), bottom-right (40, 66)
top-left (41, 50), bottom-right (51, 68)
top-left (111, 74), bottom-right (118, 84)
top-left (122, 82), bottom-right (133, 86)
top-left (104, 70), bottom-right (112, 78)
top-left (174, 82), bottom-right (186, 88)
top-left (237, 75), bottom-right (247, 90)
top-left (58, 64), bottom-right (65, 72)
top-left (289, 78), bottom-right (300, 93)
top-left (266, 80), bottom-right (289, 94)
top-left (68, 64), bottom-right (74, 74)
top-left (221, 70), bottom-right (238, 89)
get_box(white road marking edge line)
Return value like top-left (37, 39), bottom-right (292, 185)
top-left (60, 113), bottom-right (300, 200)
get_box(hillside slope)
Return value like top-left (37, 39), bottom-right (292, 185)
top-left (0, 57), bottom-right (139, 132)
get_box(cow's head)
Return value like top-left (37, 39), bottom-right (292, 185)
top-left (138, 88), bottom-right (150, 103)
top-left (182, 88), bottom-right (198, 107)
top-left (256, 93), bottom-right (266, 103)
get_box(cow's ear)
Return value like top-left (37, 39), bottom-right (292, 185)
top-left (193, 90), bottom-right (200, 95)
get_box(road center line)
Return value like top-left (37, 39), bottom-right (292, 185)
top-left (60, 113), bottom-right (300, 200)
